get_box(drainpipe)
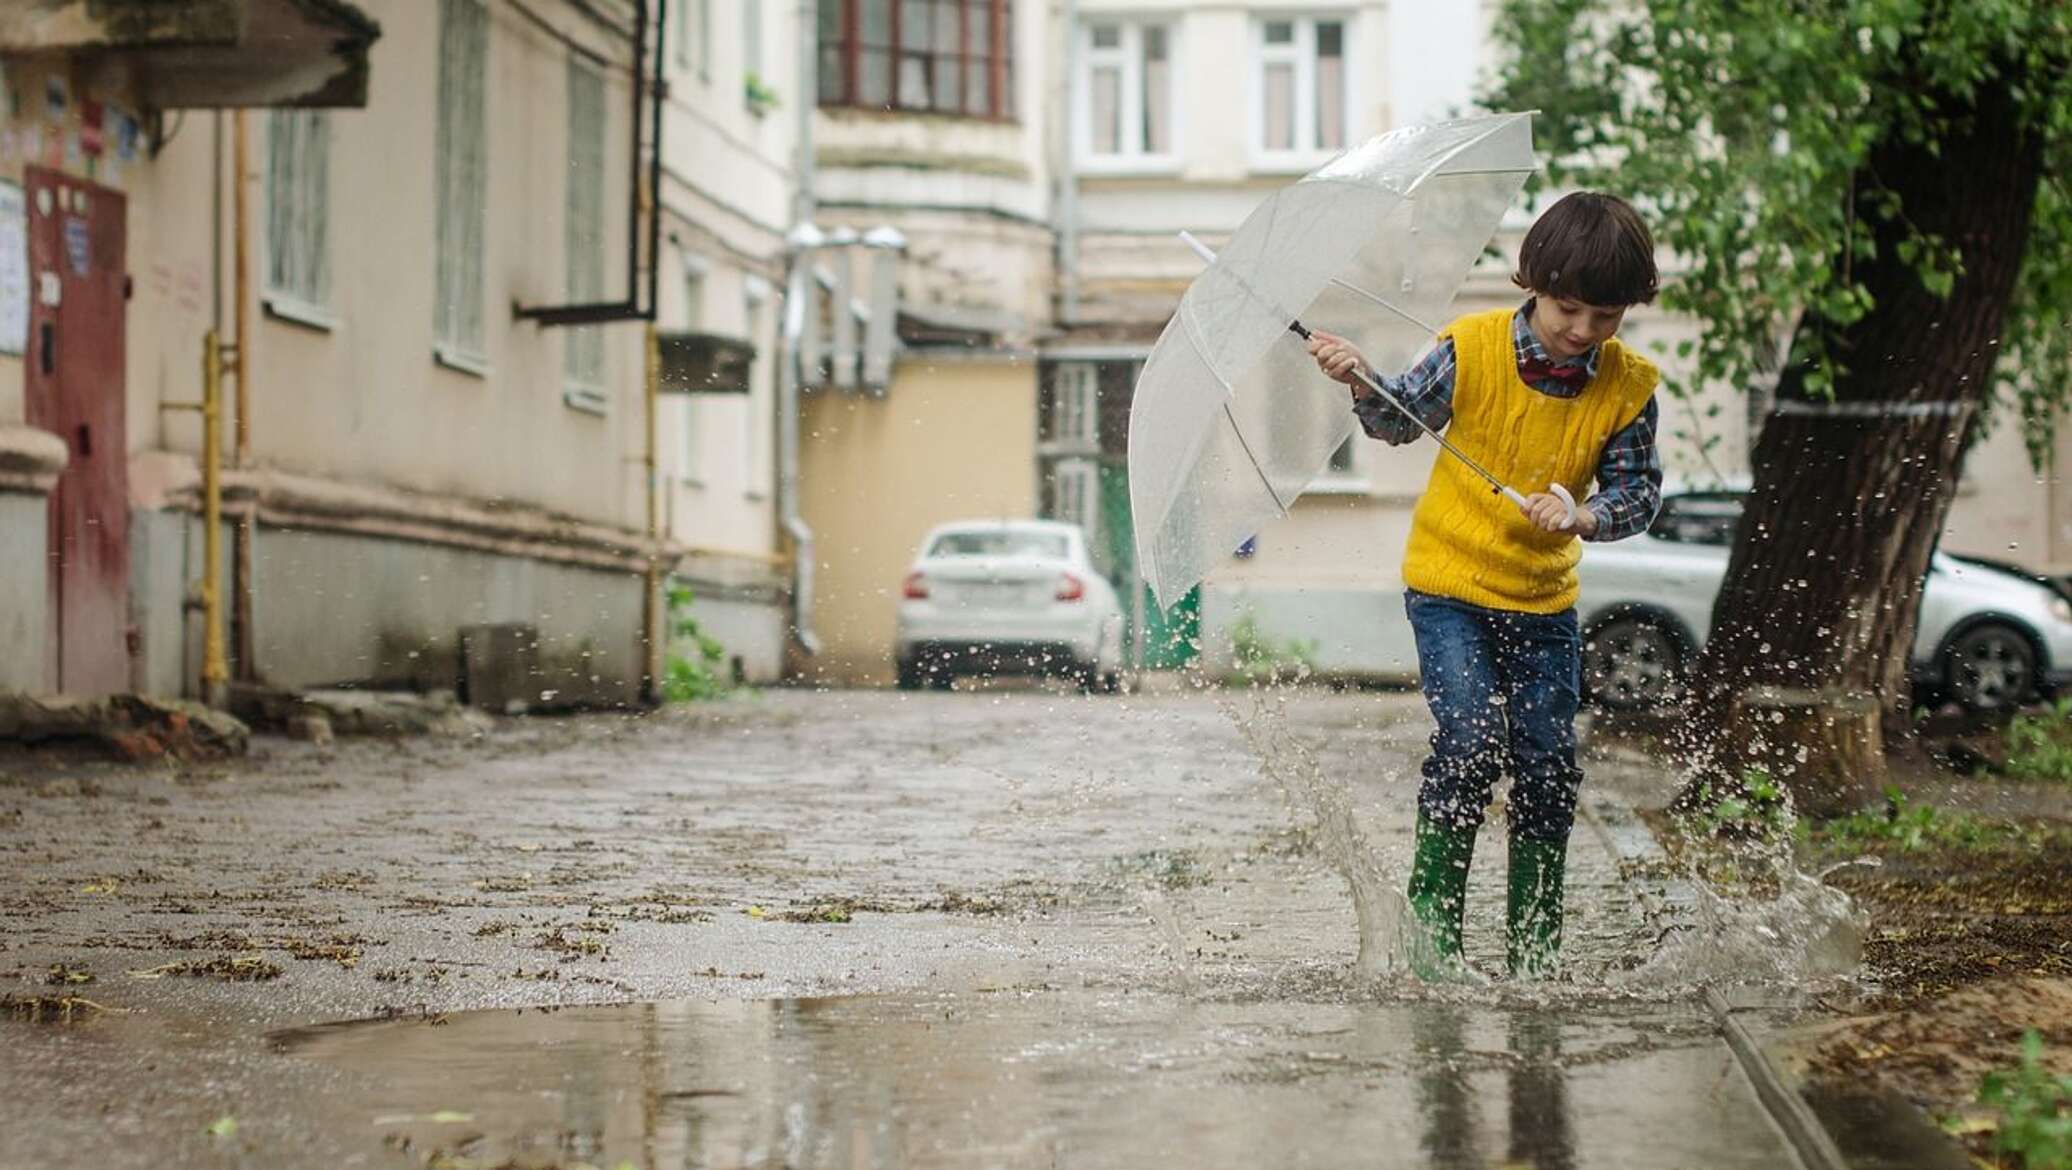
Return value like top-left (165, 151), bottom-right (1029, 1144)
top-left (778, 222), bottom-right (824, 657)
top-left (230, 111), bottom-right (257, 683)
top-left (1057, 0), bottom-right (1080, 325)
top-left (641, 324), bottom-right (664, 702)
top-left (199, 334), bottom-right (228, 706)
top-left (779, 0), bottom-right (822, 657)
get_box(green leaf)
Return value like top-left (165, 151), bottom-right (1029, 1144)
top-left (208, 1116), bottom-right (238, 1138)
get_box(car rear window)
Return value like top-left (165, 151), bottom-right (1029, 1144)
top-left (1650, 495), bottom-right (1744, 546)
top-left (928, 530), bottom-right (1069, 559)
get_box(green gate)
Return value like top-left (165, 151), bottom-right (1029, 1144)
top-left (1098, 462), bottom-right (1199, 668)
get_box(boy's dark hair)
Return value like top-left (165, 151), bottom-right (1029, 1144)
top-left (1511, 192), bottom-right (1658, 306)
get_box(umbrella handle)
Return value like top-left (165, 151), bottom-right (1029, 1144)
top-left (1503, 484), bottom-right (1581, 529)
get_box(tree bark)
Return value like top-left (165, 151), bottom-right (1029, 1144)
top-left (1677, 75), bottom-right (2045, 819)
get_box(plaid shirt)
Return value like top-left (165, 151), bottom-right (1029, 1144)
top-left (1350, 300), bottom-right (1662, 542)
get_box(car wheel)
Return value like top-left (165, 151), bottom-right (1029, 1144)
top-left (895, 658), bottom-right (923, 691)
top-left (1943, 622), bottom-right (2036, 713)
top-left (1583, 615), bottom-right (1684, 711)
top-left (1098, 671), bottom-right (1123, 695)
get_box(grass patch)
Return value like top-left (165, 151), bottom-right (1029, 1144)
top-left (1228, 615), bottom-right (1318, 686)
top-left (1975, 1030), bottom-right (2071, 1170)
top-left (2006, 699), bottom-right (2072, 784)
top-left (1818, 790), bottom-right (2072, 853)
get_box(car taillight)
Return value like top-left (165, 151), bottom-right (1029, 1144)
top-left (1055, 572), bottom-right (1085, 602)
top-left (903, 572), bottom-right (929, 600)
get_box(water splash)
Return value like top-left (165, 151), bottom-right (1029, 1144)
top-left (1613, 794), bottom-right (1869, 989)
top-left (1220, 687), bottom-right (1409, 979)
top-left (1142, 886), bottom-right (1200, 995)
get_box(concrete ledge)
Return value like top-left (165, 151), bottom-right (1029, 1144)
top-left (141, 457), bottom-right (665, 574)
top-left (0, 691), bottom-right (248, 759)
top-left (674, 547), bottom-right (789, 606)
top-left (0, 425), bottom-right (68, 496)
top-left (230, 684), bottom-right (493, 739)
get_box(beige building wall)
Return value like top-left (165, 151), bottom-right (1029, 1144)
top-left (656, 0), bottom-right (793, 558)
top-left (798, 356), bottom-right (1038, 683)
top-left (176, 1), bottom-right (645, 526)
top-left (18, 0), bottom-right (769, 703)
top-left (1944, 407), bottom-right (2072, 576)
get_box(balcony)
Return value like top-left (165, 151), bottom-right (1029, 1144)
top-left (0, 0), bottom-right (381, 108)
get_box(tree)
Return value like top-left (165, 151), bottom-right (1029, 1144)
top-left (1485, 0), bottom-right (2072, 815)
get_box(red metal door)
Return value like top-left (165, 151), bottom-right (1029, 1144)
top-left (23, 167), bottom-right (129, 696)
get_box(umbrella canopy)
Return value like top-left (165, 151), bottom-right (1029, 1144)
top-left (1127, 113), bottom-right (1537, 610)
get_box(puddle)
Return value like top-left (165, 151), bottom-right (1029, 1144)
top-left (274, 990), bottom-right (1797, 1169)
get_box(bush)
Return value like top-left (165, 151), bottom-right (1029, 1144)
top-left (662, 583), bottom-right (730, 703)
top-left (2005, 698), bottom-right (2072, 784)
top-left (1978, 1030), bottom-right (2070, 1170)
top-left (1228, 614), bottom-right (1318, 685)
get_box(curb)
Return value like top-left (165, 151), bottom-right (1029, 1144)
top-left (1578, 796), bottom-right (1850, 1170)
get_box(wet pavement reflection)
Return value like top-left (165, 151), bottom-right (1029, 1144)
top-left (274, 989), bottom-right (1790, 1169)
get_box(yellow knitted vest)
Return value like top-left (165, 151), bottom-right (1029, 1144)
top-left (1400, 308), bottom-right (1658, 614)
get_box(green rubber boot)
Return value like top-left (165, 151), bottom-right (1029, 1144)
top-left (1405, 814), bottom-right (1477, 980)
top-left (1506, 835), bottom-right (1568, 980)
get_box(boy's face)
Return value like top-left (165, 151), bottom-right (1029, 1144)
top-left (1531, 295), bottom-right (1628, 361)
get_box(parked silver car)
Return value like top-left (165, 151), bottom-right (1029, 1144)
top-left (895, 520), bottom-right (1125, 692)
top-left (1577, 488), bottom-right (2072, 712)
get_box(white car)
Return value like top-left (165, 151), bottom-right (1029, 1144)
top-left (1577, 488), bottom-right (2072, 713)
top-left (895, 520), bottom-right (1126, 692)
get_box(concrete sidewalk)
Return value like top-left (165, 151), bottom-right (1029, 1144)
top-left (1, 688), bottom-right (1800, 1169)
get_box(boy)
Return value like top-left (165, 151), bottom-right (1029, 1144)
top-left (1307, 191), bottom-right (1662, 980)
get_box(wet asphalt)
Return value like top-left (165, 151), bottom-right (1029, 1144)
top-left (0, 686), bottom-right (1802, 1169)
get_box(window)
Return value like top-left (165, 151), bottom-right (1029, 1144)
top-left (563, 56), bottom-right (608, 412)
top-left (265, 111), bottom-right (330, 323)
top-left (1649, 493), bottom-right (1745, 545)
top-left (929, 528), bottom-right (1068, 559)
top-left (1050, 460), bottom-right (1098, 545)
top-left (1328, 437), bottom-right (1355, 474)
top-left (679, 0), bottom-right (710, 79)
top-left (818, 0), bottom-right (1016, 119)
top-left (1050, 362), bottom-right (1099, 451)
top-left (435, 0), bottom-right (489, 369)
top-left (1080, 21), bottom-right (1173, 166)
top-left (1254, 16), bottom-right (1347, 164)
top-left (742, 0), bottom-right (763, 82)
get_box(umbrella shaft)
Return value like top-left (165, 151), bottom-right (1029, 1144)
top-left (1336, 345), bottom-right (1514, 500)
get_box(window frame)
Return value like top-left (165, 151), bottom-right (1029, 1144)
top-left (818, 0), bottom-right (1018, 121)
top-left (263, 109), bottom-right (334, 331)
top-left (1075, 18), bottom-right (1179, 174)
top-left (434, 0), bottom-right (490, 375)
top-left (1307, 433), bottom-right (1369, 493)
top-left (1248, 13), bottom-right (1354, 173)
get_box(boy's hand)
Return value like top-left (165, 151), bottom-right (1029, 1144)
top-left (1307, 331), bottom-right (1374, 397)
top-left (1520, 492), bottom-right (1599, 537)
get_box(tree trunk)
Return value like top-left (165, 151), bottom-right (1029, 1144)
top-left (1677, 76), bottom-right (2044, 819)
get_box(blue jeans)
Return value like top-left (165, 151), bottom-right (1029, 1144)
top-left (1405, 589), bottom-right (1583, 843)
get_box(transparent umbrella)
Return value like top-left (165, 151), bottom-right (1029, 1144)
top-left (1127, 112), bottom-right (1539, 610)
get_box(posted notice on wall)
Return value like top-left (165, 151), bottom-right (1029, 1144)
top-left (0, 182), bottom-right (25, 356)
